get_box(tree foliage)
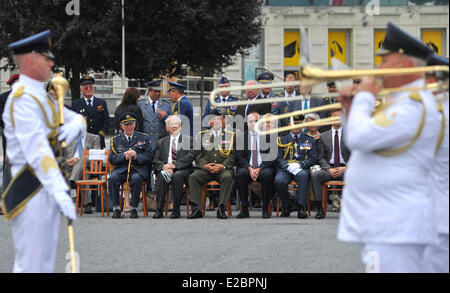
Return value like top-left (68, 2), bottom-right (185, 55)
top-left (0, 0), bottom-right (263, 99)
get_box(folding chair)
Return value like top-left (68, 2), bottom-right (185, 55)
top-left (322, 181), bottom-right (345, 216)
top-left (119, 181), bottom-right (148, 217)
top-left (200, 181), bottom-right (232, 217)
top-left (248, 181), bottom-right (272, 216)
top-left (164, 184), bottom-right (190, 216)
top-left (275, 181), bottom-right (311, 217)
top-left (75, 149), bottom-right (110, 217)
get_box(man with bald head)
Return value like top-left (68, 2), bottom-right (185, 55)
top-left (236, 80), bottom-right (271, 129)
top-left (2, 30), bottom-right (86, 272)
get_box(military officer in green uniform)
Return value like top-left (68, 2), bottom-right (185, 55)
top-left (188, 109), bottom-right (235, 219)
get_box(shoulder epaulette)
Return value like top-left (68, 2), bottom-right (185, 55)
top-left (224, 129), bottom-right (235, 134)
top-left (409, 92), bottom-right (422, 102)
top-left (159, 98), bottom-right (170, 104)
top-left (13, 86), bottom-right (24, 98)
top-left (199, 129), bottom-right (210, 134)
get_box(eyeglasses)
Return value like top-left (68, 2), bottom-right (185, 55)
top-left (248, 119), bottom-right (258, 123)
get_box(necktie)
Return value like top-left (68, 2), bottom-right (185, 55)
top-left (171, 137), bottom-right (177, 162)
top-left (334, 130), bottom-right (341, 167)
top-left (222, 98), bottom-right (226, 103)
top-left (303, 99), bottom-right (308, 110)
top-left (251, 134), bottom-right (258, 168)
top-left (152, 101), bottom-right (156, 113)
top-left (87, 99), bottom-right (93, 112)
top-left (74, 137), bottom-right (83, 156)
top-left (294, 135), bottom-right (298, 143)
top-left (128, 136), bottom-right (132, 144)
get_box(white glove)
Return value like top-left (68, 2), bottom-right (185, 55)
top-left (54, 191), bottom-right (77, 220)
top-left (58, 122), bottom-right (82, 145)
top-left (291, 166), bottom-right (302, 176)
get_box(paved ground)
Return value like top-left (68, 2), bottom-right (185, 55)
top-left (0, 206), bottom-right (363, 273)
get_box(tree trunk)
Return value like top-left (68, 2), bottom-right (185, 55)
top-left (199, 67), bottom-right (204, 120)
top-left (69, 64), bottom-right (81, 103)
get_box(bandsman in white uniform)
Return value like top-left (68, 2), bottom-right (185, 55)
top-left (423, 54), bottom-right (449, 273)
top-left (336, 23), bottom-right (439, 273)
top-left (1, 30), bottom-right (86, 273)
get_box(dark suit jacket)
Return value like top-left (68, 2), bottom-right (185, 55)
top-left (287, 96), bottom-right (327, 119)
top-left (152, 135), bottom-right (195, 173)
top-left (236, 94), bottom-right (271, 118)
top-left (72, 96), bottom-right (109, 137)
top-left (109, 131), bottom-right (153, 181)
top-left (235, 131), bottom-right (276, 170)
top-left (317, 128), bottom-right (351, 170)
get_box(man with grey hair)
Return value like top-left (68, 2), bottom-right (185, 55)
top-left (152, 115), bottom-right (195, 219)
top-left (336, 22), bottom-right (439, 273)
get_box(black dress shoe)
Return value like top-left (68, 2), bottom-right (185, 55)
top-left (170, 210), bottom-right (180, 219)
top-left (130, 209), bottom-right (138, 219)
top-left (112, 209), bottom-right (121, 219)
top-left (217, 205), bottom-right (227, 219)
top-left (315, 207), bottom-right (325, 219)
top-left (262, 207), bottom-right (271, 218)
top-left (153, 210), bottom-right (163, 219)
top-left (280, 208), bottom-right (291, 217)
top-left (297, 206), bottom-right (308, 219)
top-left (84, 203), bottom-right (93, 214)
top-left (188, 206), bottom-right (203, 219)
top-left (236, 207), bottom-right (249, 219)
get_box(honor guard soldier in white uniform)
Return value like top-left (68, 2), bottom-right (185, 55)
top-left (336, 23), bottom-right (439, 273)
top-left (1, 30), bottom-right (86, 273)
top-left (423, 54), bottom-right (449, 273)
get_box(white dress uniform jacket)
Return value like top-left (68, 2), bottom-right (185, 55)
top-left (337, 79), bottom-right (440, 246)
top-left (424, 92), bottom-right (449, 273)
top-left (2, 74), bottom-right (86, 273)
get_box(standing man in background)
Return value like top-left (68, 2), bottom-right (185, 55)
top-left (168, 81), bottom-right (193, 137)
top-left (72, 76), bottom-right (109, 149)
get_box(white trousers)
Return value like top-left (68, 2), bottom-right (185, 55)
top-left (361, 243), bottom-right (427, 273)
top-left (423, 234), bottom-right (449, 273)
top-left (12, 189), bottom-right (61, 273)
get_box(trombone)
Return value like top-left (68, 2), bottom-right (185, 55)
top-left (208, 65), bottom-right (449, 108)
top-left (254, 81), bottom-right (448, 136)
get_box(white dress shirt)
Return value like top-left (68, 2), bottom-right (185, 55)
top-left (249, 131), bottom-right (262, 167)
top-left (168, 133), bottom-right (181, 164)
top-left (329, 126), bottom-right (346, 165)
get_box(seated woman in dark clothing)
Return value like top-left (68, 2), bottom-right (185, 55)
top-left (114, 87), bottom-right (144, 132)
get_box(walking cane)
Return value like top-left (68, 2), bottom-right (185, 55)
top-left (122, 158), bottom-right (132, 218)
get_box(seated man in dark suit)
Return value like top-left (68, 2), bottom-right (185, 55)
top-left (274, 115), bottom-right (318, 218)
top-left (109, 112), bottom-right (153, 219)
top-left (311, 108), bottom-right (350, 218)
top-left (152, 115), bottom-right (195, 219)
top-left (235, 112), bottom-right (277, 219)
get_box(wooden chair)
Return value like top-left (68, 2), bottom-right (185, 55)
top-left (275, 181), bottom-right (311, 217)
top-left (164, 184), bottom-right (190, 216)
top-left (321, 181), bottom-right (345, 216)
top-left (75, 149), bottom-right (110, 217)
top-left (248, 181), bottom-right (272, 216)
top-left (200, 181), bottom-right (232, 217)
top-left (119, 181), bottom-right (148, 217)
